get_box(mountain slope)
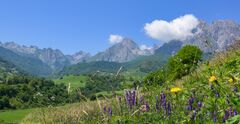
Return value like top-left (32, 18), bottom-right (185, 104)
top-left (0, 57), bottom-right (22, 81)
top-left (89, 38), bottom-right (152, 62)
top-left (0, 46), bottom-right (52, 76)
top-left (185, 20), bottom-right (240, 52)
top-left (0, 42), bottom-right (91, 70)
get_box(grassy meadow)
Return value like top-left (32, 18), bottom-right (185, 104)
top-left (54, 75), bottom-right (89, 89)
top-left (0, 108), bottom-right (36, 123)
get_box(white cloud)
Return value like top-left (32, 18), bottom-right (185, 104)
top-left (140, 44), bottom-right (152, 50)
top-left (144, 14), bottom-right (199, 42)
top-left (108, 34), bottom-right (124, 44)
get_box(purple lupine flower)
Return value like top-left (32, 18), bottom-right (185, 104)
top-left (103, 106), bottom-right (107, 113)
top-left (234, 109), bottom-right (238, 115)
top-left (222, 110), bottom-right (229, 123)
top-left (167, 102), bottom-right (171, 116)
top-left (125, 90), bottom-right (137, 109)
top-left (155, 96), bottom-right (160, 112)
top-left (160, 92), bottom-right (166, 109)
top-left (215, 93), bottom-right (220, 98)
top-left (146, 102), bottom-right (150, 112)
top-left (197, 101), bottom-right (202, 108)
top-left (108, 107), bottom-right (112, 117)
top-left (212, 111), bottom-right (217, 123)
top-left (233, 87), bottom-right (238, 93)
top-left (188, 97), bottom-right (195, 110)
top-left (132, 90), bottom-right (136, 106)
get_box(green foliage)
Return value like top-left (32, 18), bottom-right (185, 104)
top-left (166, 45), bottom-right (203, 80)
top-left (81, 74), bottom-right (125, 99)
top-left (144, 45), bottom-right (203, 86)
top-left (143, 68), bottom-right (166, 86)
top-left (0, 75), bottom-right (79, 110)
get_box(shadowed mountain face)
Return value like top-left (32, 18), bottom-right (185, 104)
top-left (89, 38), bottom-right (152, 63)
top-left (0, 42), bottom-right (91, 70)
top-left (0, 46), bottom-right (52, 76)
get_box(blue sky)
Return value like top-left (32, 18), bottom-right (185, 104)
top-left (0, 0), bottom-right (239, 55)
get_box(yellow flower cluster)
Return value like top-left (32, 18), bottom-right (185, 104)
top-left (170, 87), bottom-right (182, 93)
top-left (209, 76), bottom-right (217, 82)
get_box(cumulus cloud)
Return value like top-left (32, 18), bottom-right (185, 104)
top-left (144, 14), bottom-right (199, 42)
top-left (108, 34), bottom-right (124, 44)
top-left (140, 44), bottom-right (152, 50)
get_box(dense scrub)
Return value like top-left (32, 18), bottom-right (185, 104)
top-left (0, 76), bottom-right (79, 110)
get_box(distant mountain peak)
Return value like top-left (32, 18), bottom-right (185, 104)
top-left (90, 38), bottom-right (152, 62)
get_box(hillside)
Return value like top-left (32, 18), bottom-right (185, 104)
top-left (0, 46), bottom-right (52, 76)
top-left (0, 57), bottom-right (22, 82)
top-left (22, 45), bottom-right (240, 123)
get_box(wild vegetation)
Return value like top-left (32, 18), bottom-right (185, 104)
top-left (18, 45), bottom-right (240, 123)
top-left (0, 76), bottom-right (79, 110)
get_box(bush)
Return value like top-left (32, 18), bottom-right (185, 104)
top-left (166, 45), bottom-right (202, 80)
top-left (144, 45), bottom-right (202, 86)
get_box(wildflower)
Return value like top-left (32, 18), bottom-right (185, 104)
top-left (108, 108), bottom-right (112, 117)
top-left (103, 106), bottom-right (107, 113)
top-left (125, 90), bottom-right (137, 109)
top-left (234, 109), bottom-right (238, 115)
top-left (160, 92), bottom-right (166, 109)
top-left (140, 103), bottom-right (150, 112)
top-left (146, 102), bottom-right (150, 111)
top-left (228, 78), bottom-right (234, 83)
top-left (209, 76), bottom-right (217, 83)
top-left (215, 93), bottom-right (220, 98)
top-left (233, 87), bottom-right (238, 92)
top-left (187, 97), bottom-right (195, 110)
top-left (167, 102), bottom-right (171, 116)
top-left (197, 101), bottom-right (202, 108)
top-left (170, 87), bottom-right (182, 93)
top-left (212, 111), bottom-right (217, 123)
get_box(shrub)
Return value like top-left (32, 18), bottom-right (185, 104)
top-left (166, 45), bottom-right (202, 80)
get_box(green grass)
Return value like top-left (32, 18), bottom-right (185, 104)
top-left (54, 75), bottom-right (89, 89)
top-left (0, 108), bottom-right (35, 123)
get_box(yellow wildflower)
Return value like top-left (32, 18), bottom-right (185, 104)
top-left (170, 87), bottom-right (182, 93)
top-left (228, 78), bottom-right (234, 83)
top-left (209, 76), bottom-right (217, 82)
top-left (228, 77), bottom-right (239, 83)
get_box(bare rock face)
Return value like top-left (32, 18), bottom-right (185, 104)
top-left (90, 38), bottom-right (152, 62)
top-left (184, 20), bottom-right (240, 52)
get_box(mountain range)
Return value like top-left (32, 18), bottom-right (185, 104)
top-left (0, 20), bottom-right (239, 76)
